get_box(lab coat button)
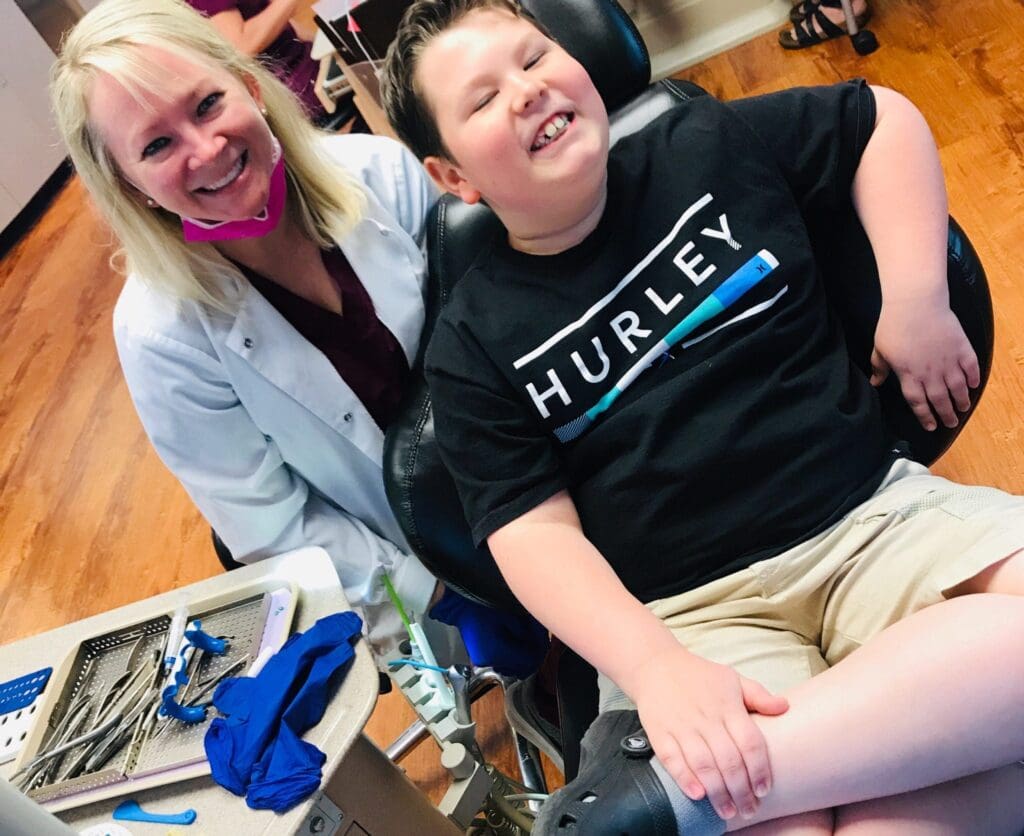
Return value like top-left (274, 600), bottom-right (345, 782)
top-left (243, 337), bottom-right (254, 349)
top-left (343, 412), bottom-right (353, 422)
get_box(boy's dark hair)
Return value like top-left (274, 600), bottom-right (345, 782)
top-left (381, 0), bottom-right (550, 161)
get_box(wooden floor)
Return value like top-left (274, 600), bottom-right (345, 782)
top-left (3, 0), bottom-right (1024, 806)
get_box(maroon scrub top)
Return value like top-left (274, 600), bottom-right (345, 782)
top-left (240, 247), bottom-right (410, 431)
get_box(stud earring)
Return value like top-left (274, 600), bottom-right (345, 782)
top-left (146, 198), bottom-right (157, 207)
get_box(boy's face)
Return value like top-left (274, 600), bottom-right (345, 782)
top-left (417, 8), bottom-right (608, 217)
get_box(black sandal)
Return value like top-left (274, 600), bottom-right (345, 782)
top-left (789, 0), bottom-right (820, 24)
top-left (779, 0), bottom-right (872, 49)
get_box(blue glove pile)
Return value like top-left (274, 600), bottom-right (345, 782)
top-left (204, 611), bottom-right (363, 812)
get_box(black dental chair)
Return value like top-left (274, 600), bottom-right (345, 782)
top-left (383, 0), bottom-right (993, 786)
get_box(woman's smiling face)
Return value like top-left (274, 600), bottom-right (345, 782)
top-left (88, 45), bottom-right (278, 222)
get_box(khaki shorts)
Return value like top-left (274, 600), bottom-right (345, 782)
top-left (599, 459), bottom-right (1024, 711)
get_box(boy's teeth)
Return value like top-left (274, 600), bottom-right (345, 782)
top-left (544, 116), bottom-right (568, 138)
top-left (536, 115), bottom-right (570, 148)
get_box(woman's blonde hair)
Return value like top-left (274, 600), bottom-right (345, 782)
top-left (51, 0), bottom-right (366, 309)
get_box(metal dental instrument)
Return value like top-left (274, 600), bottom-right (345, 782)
top-left (91, 668), bottom-right (133, 724)
top-left (39, 694), bottom-right (92, 753)
top-left (33, 639), bottom-right (143, 782)
top-left (36, 703), bottom-right (93, 788)
top-left (59, 684), bottom-right (161, 782)
top-left (122, 633), bottom-right (149, 675)
top-left (184, 654), bottom-right (248, 705)
top-left (94, 658), bottom-right (154, 727)
top-left (94, 696), bottom-right (155, 773)
top-left (150, 653), bottom-right (250, 740)
top-left (175, 647), bottom-right (205, 706)
top-left (12, 713), bottom-right (121, 788)
top-left (12, 695), bottom-right (92, 785)
top-left (47, 651), bottom-right (162, 783)
top-left (37, 691), bottom-right (92, 753)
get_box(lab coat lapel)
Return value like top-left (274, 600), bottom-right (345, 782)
top-left (226, 284), bottom-right (384, 463)
top-left (339, 214), bottom-right (426, 368)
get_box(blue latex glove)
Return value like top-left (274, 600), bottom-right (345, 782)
top-left (429, 588), bottom-right (549, 678)
top-left (204, 611), bottom-right (362, 812)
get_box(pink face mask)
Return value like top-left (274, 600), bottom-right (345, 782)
top-left (181, 138), bottom-right (287, 243)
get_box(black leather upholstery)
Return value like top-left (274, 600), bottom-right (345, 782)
top-left (521, 0), bottom-right (650, 113)
top-left (812, 212), bottom-right (992, 464)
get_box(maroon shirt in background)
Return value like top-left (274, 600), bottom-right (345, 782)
top-left (240, 247), bottom-right (410, 431)
top-left (186, 0), bottom-right (325, 119)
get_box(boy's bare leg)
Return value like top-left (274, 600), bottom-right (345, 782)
top-left (819, 551), bottom-right (1024, 834)
top-left (730, 763), bottom-right (1024, 835)
top-left (946, 549), bottom-right (1024, 596)
top-left (719, 587), bottom-right (1024, 830)
top-left (833, 765), bottom-right (1024, 834)
top-left (734, 810), bottom-right (834, 835)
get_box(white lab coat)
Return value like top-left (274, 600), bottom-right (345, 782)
top-left (113, 134), bottom-right (440, 651)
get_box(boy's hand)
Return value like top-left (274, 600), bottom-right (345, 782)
top-left (870, 298), bottom-right (980, 431)
top-left (625, 646), bottom-right (788, 822)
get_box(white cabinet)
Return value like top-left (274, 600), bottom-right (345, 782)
top-left (0, 0), bottom-right (68, 232)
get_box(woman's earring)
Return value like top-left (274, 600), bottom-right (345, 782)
top-left (146, 197), bottom-right (157, 207)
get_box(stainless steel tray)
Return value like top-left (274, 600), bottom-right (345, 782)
top-left (12, 577), bottom-right (297, 811)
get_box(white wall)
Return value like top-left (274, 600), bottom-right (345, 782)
top-left (624, 0), bottom-right (791, 78)
top-left (0, 0), bottom-right (67, 231)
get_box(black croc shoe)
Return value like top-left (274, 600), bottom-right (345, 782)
top-left (533, 711), bottom-right (676, 835)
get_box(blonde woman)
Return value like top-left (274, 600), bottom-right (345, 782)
top-left (50, 0), bottom-right (440, 652)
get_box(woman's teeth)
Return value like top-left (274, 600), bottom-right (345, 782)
top-left (199, 153), bottom-right (246, 193)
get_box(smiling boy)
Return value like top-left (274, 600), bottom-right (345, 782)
top-left (381, 2), bottom-right (1024, 833)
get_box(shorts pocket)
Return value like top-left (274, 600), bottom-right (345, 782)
top-left (877, 484), bottom-right (1017, 522)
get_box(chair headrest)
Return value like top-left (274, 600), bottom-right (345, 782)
top-left (522, 0), bottom-right (651, 112)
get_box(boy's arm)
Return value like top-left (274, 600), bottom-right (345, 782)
top-left (851, 85), bottom-right (980, 431)
top-left (489, 490), bottom-right (788, 823)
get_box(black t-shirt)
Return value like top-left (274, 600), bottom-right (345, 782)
top-left (425, 81), bottom-right (897, 603)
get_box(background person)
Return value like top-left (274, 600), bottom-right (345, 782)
top-left (186, 0), bottom-right (330, 122)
